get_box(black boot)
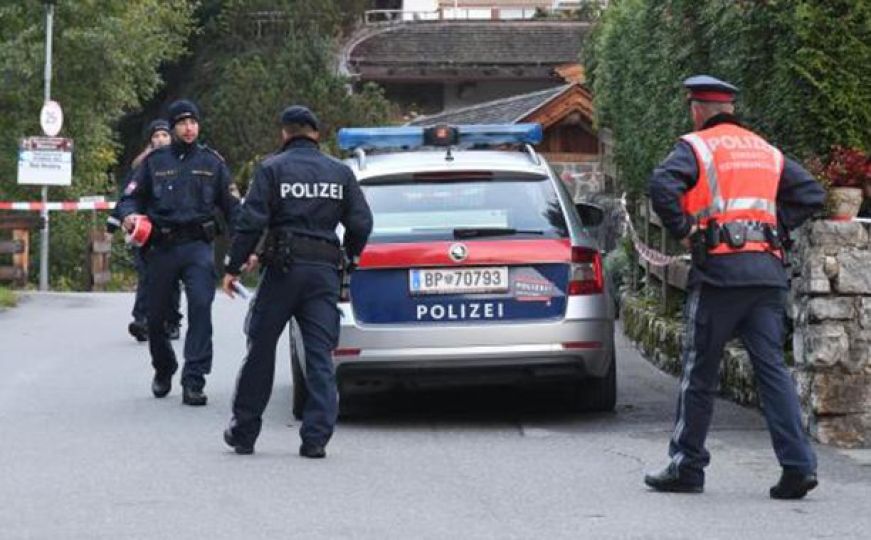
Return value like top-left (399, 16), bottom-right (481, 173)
top-left (223, 428), bottom-right (254, 455)
top-left (151, 374), bottom-right (171, 398)
top-left (182, 387), bottom-right (208, 406)
top-left (128, 320), bottom-right (148, 342)
top-left (299, 442), bottom-right (326, 459)
top-left (644, 463), bottom-right (703, 493)
top-left (770, 470), bottom-right (818, 500)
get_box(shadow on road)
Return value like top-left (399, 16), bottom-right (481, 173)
top-left (338, 384), bottom-right (616, 426)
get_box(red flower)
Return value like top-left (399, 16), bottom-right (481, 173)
top-left (807, 146), bottom-right (871, 188)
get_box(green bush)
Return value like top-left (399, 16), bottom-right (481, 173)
top-left (0, 286), bottom-right (16, 308)
top-left (585, 0), bottom-right (871, 196)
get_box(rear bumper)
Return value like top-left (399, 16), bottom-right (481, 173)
top-left (334, 296), bottom-right (615, 384)
top-left (338, 355), bottom-right (602, 390)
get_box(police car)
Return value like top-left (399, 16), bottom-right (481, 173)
top-left (290, 124), bottom-right (615, 416)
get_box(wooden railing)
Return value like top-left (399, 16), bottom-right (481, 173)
top-left (636, 198), bottom-right (690, 314)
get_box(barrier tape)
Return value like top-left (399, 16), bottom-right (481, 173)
top-left (618, 193), bottom-right (688, 267)
top-left (0, 201), bottom-right (116, 211)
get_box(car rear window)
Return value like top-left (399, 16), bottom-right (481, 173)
top-left (361, 176), bottom-right (569, 243)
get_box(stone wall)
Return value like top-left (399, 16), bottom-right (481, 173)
top-left (791, 221), bottom-right (871, 448)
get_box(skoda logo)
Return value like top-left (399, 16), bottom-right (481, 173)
top-left (449, 243), bottom-right (468, 262)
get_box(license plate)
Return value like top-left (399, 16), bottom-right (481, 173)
top-left (409, 267), bottom-right (509, 295)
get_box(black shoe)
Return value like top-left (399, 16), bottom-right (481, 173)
top-left (182, 387), bottom-right (208, 406)
top-left (223, 429), bottom-right (254, 455)
top-left (151, 375), bottom-right (171, 398)
top-left (644, 463), bottom-right (704, 493)
top-left (128, 320), bottom-right (148, 342)
top-left (299, 442), bottom-right (326, 459)
top-left (166, 321), bottom-right (181, 341)
top-left (770, 470), bottom-right (818, 500)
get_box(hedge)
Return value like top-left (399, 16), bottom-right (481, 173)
top-left (584, 0), bottom-right (871, 195)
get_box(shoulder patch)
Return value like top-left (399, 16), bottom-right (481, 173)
top-left (124, 181), bottom-right (138, 196)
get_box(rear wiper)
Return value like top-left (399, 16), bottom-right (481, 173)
top-left (452, 227), bottom-right (544, 239)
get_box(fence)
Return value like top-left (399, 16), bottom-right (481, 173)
top-left (0, 214), bottom-right (41, 287)
top-left (0, 200), bottom-right (116, 291)
top-left (635, 198), bottom-right (690, 314)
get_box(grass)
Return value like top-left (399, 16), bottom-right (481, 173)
top-left (0, 286), bottom-right (17, 309)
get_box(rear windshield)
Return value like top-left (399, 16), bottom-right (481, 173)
top-left (361, 176), bottom-right (569, 243)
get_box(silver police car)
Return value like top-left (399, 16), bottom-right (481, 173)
top-left (290, 124), bottom-right (615, 416)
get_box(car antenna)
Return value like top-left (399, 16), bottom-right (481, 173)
top-left (445, 146), bottom-right (454, 162)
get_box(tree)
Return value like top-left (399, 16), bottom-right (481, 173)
top-left (0, 0), bottom-right (195, 287)
top-left (177, 0), bottom-right (393, 191)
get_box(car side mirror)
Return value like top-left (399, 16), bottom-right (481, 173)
top-left (575, 202), bottom-right (605, 228)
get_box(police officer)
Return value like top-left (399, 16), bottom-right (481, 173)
top-left (107, 119), bottom-right (182, 342)
top-left (221, 105), bottom-right (372, 457)
top-left (644, 76), bottom-right (825, 499)
top-left (118, 100), bottom-right (240, 405)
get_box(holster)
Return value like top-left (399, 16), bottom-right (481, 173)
top-left (690, 229), bottom-right (707, 267)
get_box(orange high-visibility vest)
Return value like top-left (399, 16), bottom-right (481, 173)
top-left (680, 123), bottom-right (783, 255)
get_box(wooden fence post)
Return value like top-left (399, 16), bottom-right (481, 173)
top-left (0, 213), bottom-right (40, 287)
top-left (660, 221), bottom-right (668, 315)
top-left (87, 229), bottom-right (112, 291)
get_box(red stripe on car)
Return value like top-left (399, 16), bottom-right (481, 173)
top-left (359, 239), bottom-right (572, 269)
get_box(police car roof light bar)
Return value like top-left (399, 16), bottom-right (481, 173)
top-left (337, 123), bottom-right (544, 151)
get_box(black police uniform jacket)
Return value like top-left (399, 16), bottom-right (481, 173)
top-left (225, 137), bottom-right (373, 274)
top-left (117, 141), bottom-right (240, 229)
top-left (648, 114), bottom-right (825, 288)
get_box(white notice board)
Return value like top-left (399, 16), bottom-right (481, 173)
top-left (18, 136), bottom-right (74, 186)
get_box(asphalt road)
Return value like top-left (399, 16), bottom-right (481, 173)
top-left (1, 292), bottom-right (869, 539)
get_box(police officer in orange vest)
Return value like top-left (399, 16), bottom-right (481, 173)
top-left (644, 75), bottom-right (825, 499)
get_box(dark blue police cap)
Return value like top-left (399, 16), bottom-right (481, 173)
top-left (683, 75), bottom-right (738, 102)
top-left (146, 119), bottom-right (170, 139)
top-left (281, 105), bottom-right (320, 131)
top-left (167, 99), bottom-right (200, 127)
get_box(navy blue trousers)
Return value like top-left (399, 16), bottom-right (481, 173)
top-left (230, 263), bottom-right (340, 448)
top-left (145, 240), bottom-right (216, 390)
top-left (132, 247), bottom-right (181, 325)
top-left (669, 285), bottom-right (817, 484)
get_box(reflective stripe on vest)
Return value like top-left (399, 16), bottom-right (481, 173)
top-left (680, 124), bottom-right (784, 255)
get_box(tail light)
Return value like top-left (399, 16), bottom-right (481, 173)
top-left (568, 246), bottom-right (603, 295)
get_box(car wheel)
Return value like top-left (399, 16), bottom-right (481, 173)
top-left (571, 349), bottom-right (617, 413)
top-left (290, 319), bottom-right (308, 421)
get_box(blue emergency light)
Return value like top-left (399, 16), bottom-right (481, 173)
top-left (337, 123), bottom-right (543, 151)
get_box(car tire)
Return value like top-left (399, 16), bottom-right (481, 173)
top-left (290, 319), bottom-right (308, 422)
top-left (571, 349), bottom-right (617, 413)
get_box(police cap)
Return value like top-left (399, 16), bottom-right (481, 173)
top-left (281, 105), bottom-right (320, 131)
top-left (146, 119), bottom-right (170, 140)
top-left (683, 75), bottom-right (738, 103)
top-left (167, 99), bottom-right (200, 127)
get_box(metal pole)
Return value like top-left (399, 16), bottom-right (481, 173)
top-left (39, 1), bottom-right (54, 291)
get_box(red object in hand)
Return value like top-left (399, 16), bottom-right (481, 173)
top-left (127, 215), bottom-right (152, 247)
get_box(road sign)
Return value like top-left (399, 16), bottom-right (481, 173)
top-left (40, 100), bottom-right (63, 137)
top-left (17, 136), bottom-right (74, 186)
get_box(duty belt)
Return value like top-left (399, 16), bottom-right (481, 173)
top-left (700, 220), bottom-right (780, 250)
top-left (262, 230), bottom-right (342, 269)
top-left (152, 221), bottom-right (216, 246)
top-left (690, 220), bottom-right (783, 266)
